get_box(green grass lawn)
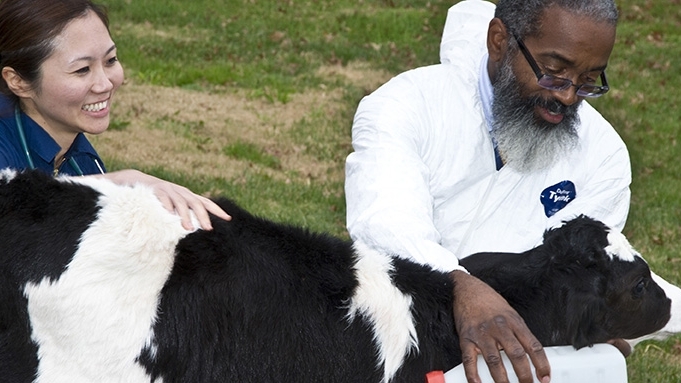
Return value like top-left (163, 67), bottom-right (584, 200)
top-left (100, 0), bottom-right (681, 380)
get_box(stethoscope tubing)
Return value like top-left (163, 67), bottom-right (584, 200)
top-left (14, 104), bottom-right (101, 176)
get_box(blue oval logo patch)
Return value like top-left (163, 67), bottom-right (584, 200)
top-left (540, 180), bottom-right (576, 218)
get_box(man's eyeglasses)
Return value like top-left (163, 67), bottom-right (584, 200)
top-left (512, 34), bottom-right (610, 98)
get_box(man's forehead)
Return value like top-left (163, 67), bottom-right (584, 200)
top-left (531, 5), bottom-right (616, 46)
top-left (524, 5), bottom-right (616, 70)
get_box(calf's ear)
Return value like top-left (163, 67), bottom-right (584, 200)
top-left (566, 290), bottom-right (611, 349)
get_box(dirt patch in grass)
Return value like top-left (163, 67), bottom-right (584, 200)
top-left (90, 61), bottom-right (392, 185)
top-left (94, 82), bottom-right (341, 182)
top-left (316, 61), bottom-right (394, 94)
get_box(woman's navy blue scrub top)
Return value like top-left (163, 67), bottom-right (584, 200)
top-left (0, 94), bottom-right (106, 176)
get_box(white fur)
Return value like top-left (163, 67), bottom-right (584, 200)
top-left (24, 177), bottom-right (192, 383)
top-left (630, 272), bottom-right (681, 347)
top-left (0, 167), bottom-right (17, 182)
top-left (346, 241), bottom-right (419, 383)
top-left (650, 273), bottom-right (681, 335)
top-left (605, 230), bottom-right (639, 262)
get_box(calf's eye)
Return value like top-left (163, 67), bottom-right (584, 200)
top-left (632, 279), bottom-right (647, 297)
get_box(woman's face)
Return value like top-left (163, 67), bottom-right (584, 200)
top-left (22, 10), bottom-right (124, 146)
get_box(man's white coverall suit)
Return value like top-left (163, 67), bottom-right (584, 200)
top-left (345, 0), bottom-right (681, 340)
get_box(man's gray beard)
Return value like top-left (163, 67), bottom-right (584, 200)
top-left (491, 59), bottom-right (581, 173)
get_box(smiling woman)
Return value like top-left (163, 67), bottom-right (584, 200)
top-left (0, 0), bottom-right (115, 176)
top-left (0, 0), bottom-right (230, 230)
top-left (3, 8), bottom-right (123, 170)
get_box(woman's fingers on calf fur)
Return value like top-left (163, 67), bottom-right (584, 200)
top-left (154, 184), bottom-right (231, 231)
top-left (168, 192), bottom-right (196, 230)
top-left (199, 196), bottom-right (232, 222)
top-left (187, 195), bottom-right (232, 230)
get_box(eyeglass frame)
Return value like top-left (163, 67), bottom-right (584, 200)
top-left (511, 34), bottom-right (610, 98)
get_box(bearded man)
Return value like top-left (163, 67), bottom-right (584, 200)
top-left (344, 0), bottom-right (681, 382)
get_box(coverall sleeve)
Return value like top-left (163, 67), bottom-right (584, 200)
top-left (345, 75), bottom-right (466, 273)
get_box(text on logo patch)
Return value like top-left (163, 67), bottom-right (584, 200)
top-left (540, 180), bottom-right (576, 218)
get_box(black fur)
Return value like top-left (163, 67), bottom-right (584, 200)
top-left (138, 198), bottom-right (387, 382)
top-left (460, 217), bottom-right (671, 349)
top-left (0, 171), bottom-right (101, 382)
top-left (0, 170), bottom-right (671, 383)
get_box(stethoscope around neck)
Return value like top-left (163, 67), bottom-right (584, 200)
top-left (14, 104), bottom-right (103, 176)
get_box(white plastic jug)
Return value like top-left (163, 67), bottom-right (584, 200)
top-left (438, 343), bottom-right (627, 383)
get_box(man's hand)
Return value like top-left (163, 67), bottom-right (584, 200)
top-left (450, 270), bottom-right (551, 383)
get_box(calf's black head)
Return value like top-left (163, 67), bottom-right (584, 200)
top-left (462, 216), bottom-right (671, 349)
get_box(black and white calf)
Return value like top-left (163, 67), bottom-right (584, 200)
top-left (0, 170), bottom-right (671, 383)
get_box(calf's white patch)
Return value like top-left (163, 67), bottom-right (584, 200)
top-left (605, 230), bottom-right (639, 263)
top-left (24, 177), bottom-right (190, 383)
top-left (346, 241), bottom-right (419, 383)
